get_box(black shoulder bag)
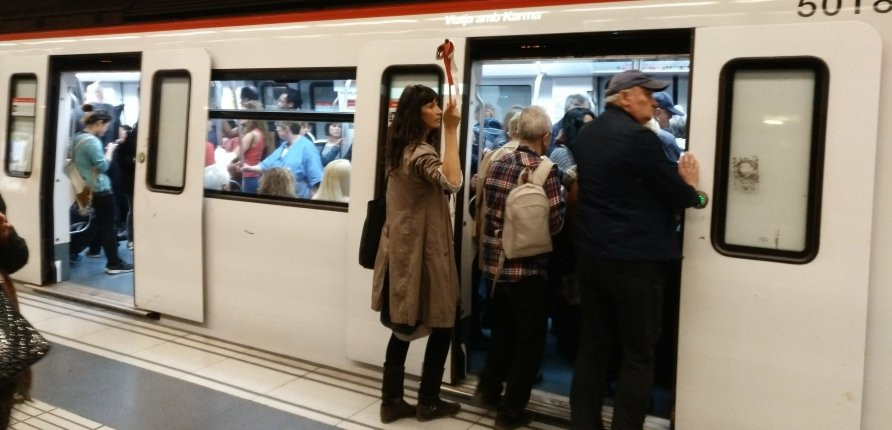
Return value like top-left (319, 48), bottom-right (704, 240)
top-left (358, 178), bottom-right (387, 269)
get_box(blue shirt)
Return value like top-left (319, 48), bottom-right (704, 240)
top-left (657, 128), bottom-right (681, 162)
top-left (71, 132), bottom-right (112, 193)
top-left (260, 136), bottom-right (324, 198)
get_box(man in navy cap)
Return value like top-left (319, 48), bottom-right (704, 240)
top-left (651, 91), bottom-right (686, 161)
top-left (570, 70), bottom-right (708, 430)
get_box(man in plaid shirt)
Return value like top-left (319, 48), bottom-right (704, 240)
top-left (475, 106), bottom-right (565, 430)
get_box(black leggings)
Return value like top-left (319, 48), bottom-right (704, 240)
top-left (385, 328), bottom-right (452, 369)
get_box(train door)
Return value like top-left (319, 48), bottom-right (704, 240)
top-left (461, 30), bottom-right (691, 422)
top-left (132, 49), bottom-right (210, 322)
top-left (677, 22), bottom-right (881, 429)
top-left (0, 55), bottom-right (47, 285)
top-left (44, 54), bottom-right (140, 304)
top-left (345, 38), bottom-right (464, 378)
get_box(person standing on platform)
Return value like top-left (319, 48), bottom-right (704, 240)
top-left (570, 70), bottom-right (707, 430)
top-left (371, 85), bottom-right (463, 424)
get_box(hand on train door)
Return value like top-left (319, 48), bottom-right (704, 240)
top-left (678, 152), bottom-right (700, 187)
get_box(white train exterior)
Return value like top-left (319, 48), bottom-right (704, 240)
top-left (0, 1), bottom-right (889, 428)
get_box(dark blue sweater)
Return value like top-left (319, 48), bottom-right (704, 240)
top-left (575, 104), bottom-right (698, 261)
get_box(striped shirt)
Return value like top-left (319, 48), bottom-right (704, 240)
top-left (481, 145), bottom-right (565, 283)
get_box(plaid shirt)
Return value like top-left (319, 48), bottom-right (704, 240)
top-left (481, 146), bottom-right (565, 283)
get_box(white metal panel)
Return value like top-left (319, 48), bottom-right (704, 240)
top-left (346, 38), bottom-right (465, 377)
top-left (677, 22), bottom-right (881, 430)
top-left (0, 55), bottom-right (47, 284)
top-left (133, 49), bottom-right (209, 322)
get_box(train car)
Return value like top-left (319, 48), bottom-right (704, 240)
top-left (0, 0), bottom-right (889, 428)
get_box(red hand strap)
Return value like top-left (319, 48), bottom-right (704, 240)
top-left (436, 39), bottom-right (455, 100)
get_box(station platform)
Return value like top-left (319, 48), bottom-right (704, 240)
top-left (14, 289), bottom-right (573, 430)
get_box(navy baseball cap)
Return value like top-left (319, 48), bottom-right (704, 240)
top-left (605, 70), bottom-right (670, 96)
top-left (653, 92), bottom-right (684, 116)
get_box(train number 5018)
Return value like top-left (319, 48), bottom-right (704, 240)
top-left (798, 0), bottom-right (892, 16)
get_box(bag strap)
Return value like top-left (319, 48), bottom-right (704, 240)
top-left (70, 133), bottom-right (99, 192)
top-left (529, 157), bottom-right (554, 186)
top-left (69, 133), bottom-right (93, 160)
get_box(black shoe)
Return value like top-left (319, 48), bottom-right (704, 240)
top-left (380, 398), bottom-right (415, 423)
top-left (106, 262), bottom-right (134, 274)
top-left (86, 250), bottom-right (101, 258)
top-left (494, 410), bottom-right (533, 430)
top-left (416, 398), bottom-right (461, 421)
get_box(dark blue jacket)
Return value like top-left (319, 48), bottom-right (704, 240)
top-left (575, 104), bottom-right (698, 261)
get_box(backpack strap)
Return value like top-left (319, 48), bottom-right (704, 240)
top-left (529, 157), bottom-right (555, 186)
top-left (69, 133), bottom-right (92, 157)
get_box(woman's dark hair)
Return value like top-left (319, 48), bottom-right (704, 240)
top-left (385, 85), bottom-right (440, 172)
top-left (562, 107), bottom-right (595, 155)
top-left (80, 103), bottom-right (111, 126)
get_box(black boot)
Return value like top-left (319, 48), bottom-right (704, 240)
top-left (416, 365), bottom-right (461, 421)
top-left (380, 364), bottom-right (415, 423)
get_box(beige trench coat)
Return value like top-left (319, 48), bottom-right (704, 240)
top-left (371, 143), bottom-right (462, 329)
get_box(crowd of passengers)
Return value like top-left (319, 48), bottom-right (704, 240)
top-left (373, 71), bottom-right (699, 430)
top-left (68, 82), bottom-right (136, 273)
top-left (203, 86), bottom-right (352, 202)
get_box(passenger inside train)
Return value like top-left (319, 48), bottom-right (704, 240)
top-left (464, 56), bottom-right (690, 421)
top-left (205, 76), bottom-right (355, 203)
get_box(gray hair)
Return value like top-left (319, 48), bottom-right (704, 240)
top-left (203, 165), bottom-right (230, 191)
top-left (564, 94), bottom-right (591, 112)
top-left (517, 106), bottom-right (551, 141)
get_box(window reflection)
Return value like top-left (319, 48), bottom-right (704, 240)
top-left (208, 78), bottom-right (356, 113)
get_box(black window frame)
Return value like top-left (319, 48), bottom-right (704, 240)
top-left (5, 73), bottom-right (38, 178)
top-left (373, 65), bottom-right (444, 198)
top-left (147, 69), bottom-right (192, 194)
top-left (711, 56), bottom-right (829, 264)
top-left (205, 67), bottom-right (357, 211)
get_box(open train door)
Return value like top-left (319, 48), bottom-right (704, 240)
top-left (677, 22), bottom-right (880, 429)
top-left (0, 55), bottom-right (48, 285)
top-left (132, 49), bottom-right (210, 322)
top-left (345, 38), bottom-right (463, 377)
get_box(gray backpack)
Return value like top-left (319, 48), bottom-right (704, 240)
top-left (493, 157), bottom-right (555, 285)
top-left (502, 157), bottom-right (555, 259)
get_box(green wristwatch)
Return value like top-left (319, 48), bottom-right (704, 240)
top-left (694, 190), bottom-right (709, 209)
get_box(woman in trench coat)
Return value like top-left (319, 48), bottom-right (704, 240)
top-left (371, 85), bottom-right (462, 423)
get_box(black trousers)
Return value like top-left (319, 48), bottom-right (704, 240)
top-left (93, 193), bottom-right (124, 267)
top-left (570, 258), bottom-right (665, 430)
top-left (477, 274), bottom-right (549, 416)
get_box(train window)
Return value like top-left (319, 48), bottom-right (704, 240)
top-left (206, 69), bottom-right (356, 207)
top-left (372, 66), bottom-right (444, 197)
top-left (712, 57), bottom-right (828, 264)
top-left (5, 74), bottom-right (38, 177)
top-left (147, 71), bottom-right (191, 193)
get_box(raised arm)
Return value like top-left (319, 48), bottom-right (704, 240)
top-left (440, 100), bottom-right (462, 188)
